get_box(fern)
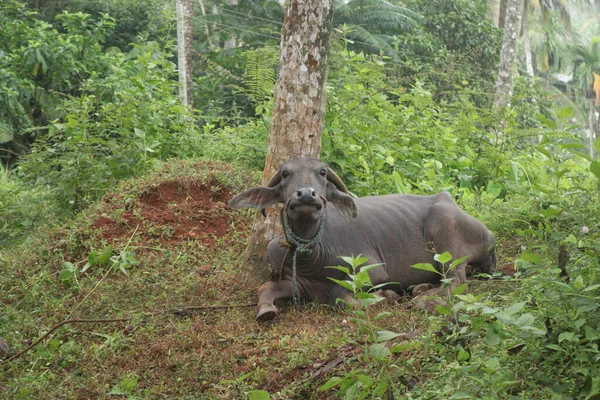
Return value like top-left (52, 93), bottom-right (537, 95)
top-left (243, 47), bottom-right (277, 105)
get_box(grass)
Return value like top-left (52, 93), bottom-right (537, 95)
top-left (0, 159), bottom-right (562, 399)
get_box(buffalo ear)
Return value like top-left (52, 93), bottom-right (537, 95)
top-left (228, 186), bottom-right (283, 212)
top-left (326, 184), bottom-right (358, 219)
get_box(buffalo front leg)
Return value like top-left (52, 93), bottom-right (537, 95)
top-left (256, 280), bottom-right (293, 322)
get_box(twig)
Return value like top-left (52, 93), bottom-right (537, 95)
top-left (170, 304), bottom-right (256, 316)
top-left (0, 318), bottom-right (130, 367)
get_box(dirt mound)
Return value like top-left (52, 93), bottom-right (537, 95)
top-left (90, 180), bottom-right (235, 248)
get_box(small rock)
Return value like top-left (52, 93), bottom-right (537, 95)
top-left (0, 336), bottom-right (11, 357)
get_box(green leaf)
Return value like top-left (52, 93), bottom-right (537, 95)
top-left (411, 263), bottom-right (439, 273)
top-left (534, 145), bottom-right (552, 159)
top-left (327, 265), bottom-right (350, 275)
top-left (556, 106), bottom-right (575, 119)
top-left (319, 377), bottom-right (343, 391)
top-left (369, 343), bottom-right (391, 360)
top-left (590, 161), bottom-right (600, 179)
top-left (558, 331), bottom-right (575, 343)
top-left (457, 346), bottom-right (470, 362)
top-left (545, 344), bottom-right (566, 353)
top-left (434, 251), bottom-right (453, 265)
top-left (248, 390), bottom-right (271, 400)
top-left (449, 255), bottom-right (469, 270)
top-left (519, 252), bottom-right (542, 264)
top-left (435, 305), bottom-right (452, 315)
top-left (391, 342), bottom-right (418, 353)
top-left (453, 283), bottom-right (468, 296)
top-left (376, 331), bottom-right (401, 343)
top-left (328, 278), bottom-right (354, 292)
top-left (502, 301), bottom-right (526, 316)
top-left (594, 137), bottom-right (600, 153)
top-left (486, 329), bottom-right (501, 346)
top-left (449, 393), bottom-right (472, 400)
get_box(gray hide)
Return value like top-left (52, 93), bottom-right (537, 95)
top-left (229, 158), bottom-right (496, 321)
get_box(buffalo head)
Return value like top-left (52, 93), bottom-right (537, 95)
top-left (229, 158), bottom-right (358, 223)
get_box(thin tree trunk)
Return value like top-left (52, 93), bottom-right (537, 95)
top-left (488, 0), bottom-right (501, 27)
top-left (242, 0), bottom-right (334, 283)
top-left (494, 0), bottom-right (524, 109)
top-left (197, 0), bottom-right (211, 45)
top-left (177, 0), bottom-right (194, 108)
top-left (522, 0), bottom-right (534, 79)
top-left (499, 0), bottom-right (507, 29)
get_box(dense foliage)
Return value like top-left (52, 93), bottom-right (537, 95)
top-left (1, 0), bottom-right (600, 398)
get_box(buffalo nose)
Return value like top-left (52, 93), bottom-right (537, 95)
top-left (296, 187), bottom-right (317, 201)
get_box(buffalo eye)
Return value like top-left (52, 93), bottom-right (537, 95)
top-left (319, 169), bottom-right (327, 177)
top-left (281, 170), bottom-right (289, 179)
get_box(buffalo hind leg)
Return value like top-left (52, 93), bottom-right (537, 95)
top-left (256, 280), bottom-right (293, 322)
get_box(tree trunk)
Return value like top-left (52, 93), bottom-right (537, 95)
top-left (493, 0), bottom-right (524, 109)
top-left (488, 0), bottom-right (501, 27)
top-left (499, 0), bottom-right (507, 29)
top-left (242, 0), bottom-right (334, 283)
top-left (522, 0), bottom-right (534, 79)
top-left (176, 0), bottom-right (194, 108)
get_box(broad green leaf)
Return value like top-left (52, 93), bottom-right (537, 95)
top-left (391, 342), bottom-right (419, 353)
top-left (534, 145), bottom-right (552, 159)
top-left (435, 305), bottom-right (452, 315)
top-left (594, 137), bottom-right (600, 153)
top-left (574, 275), bottom-right (584, 290)
top-left (583, 284), bottom-right (600, 292)
top-left (515, 313), bottom-right (535, 328)
top-left (411, 263), bottom-right (439, 273)
top-left (434, 251), bottom-right (453, 265)
top-left (590, 161), bottom-right (600, 179)
top-left (449, 255), bottom-right (470, 270)
top-left (376, 330), bottom-right (401, 343)
top-left (453, 283), bottom-right (468, 296)
top-left (449, 393), bottom-right (472, 400)
top-left (327, 265), bottom-right (350, 275)
top-left (328, 278), bottom-right (354, 292)
top-left (457, 346), bottom-right (470, 362)
top-left (248, 390), bottom-right (271, 400)
top-left (486, 329), bottom-right (501, 346)
top-left (556, 106), bottom-right (575, 119)
top-left (545, 344), bottom-right (566, 353)
top-left (319, 377), bottom-right (343, 391)
top-left (558, 331), bottom-right (576, 343)
top-left (502, 301), bottom-right (526, 316)
top-left (369, 343), bottom-right (391, 360)
top-left (356, 374), bottom-right (373, 387)
top-left (519, 252), bottom-right (542, 264)
top-left (585, 375), bottom-right (600, 399)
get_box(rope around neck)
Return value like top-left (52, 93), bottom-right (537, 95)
top-left (283, 210), bottom-right (326, 303)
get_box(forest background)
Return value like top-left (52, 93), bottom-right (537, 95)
top-left (1, 0), bottom-right (600, 399)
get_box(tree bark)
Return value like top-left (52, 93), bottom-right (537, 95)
top-left (176, 0), bottom-right (194, 108)
top-left (488, 0), bottom-right (501, 27)
top-left (242, 0), bottom-right (334, 283)
top-left (499, 0), bottom-right (507, 29)
top-left (522, 0), bottom-right (534, 79)
top-left (493, 0), bottom-right (524, 109)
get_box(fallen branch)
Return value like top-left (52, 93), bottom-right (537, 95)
top-left (170, 303), bottom-right (256, 317)
top-left (0, 318), bottom-right (130, 367)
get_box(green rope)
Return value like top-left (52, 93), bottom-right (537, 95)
top-left (283, 211), bottom-right (326, 303)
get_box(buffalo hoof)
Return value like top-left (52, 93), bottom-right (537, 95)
top-left (411, 294), bottom-right (446, 312)
top-left (375, 289), bottom-right (401, 304)
top-left (411, 283), bottom-right (434, 296)
top-left (256, 305), bottom-right (278, 322)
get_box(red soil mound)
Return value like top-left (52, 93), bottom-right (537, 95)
top-left (90, 180), bottom-right (234, 248)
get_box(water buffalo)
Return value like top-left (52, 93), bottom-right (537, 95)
top-left (229, 158), bottom-right (496, 321)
